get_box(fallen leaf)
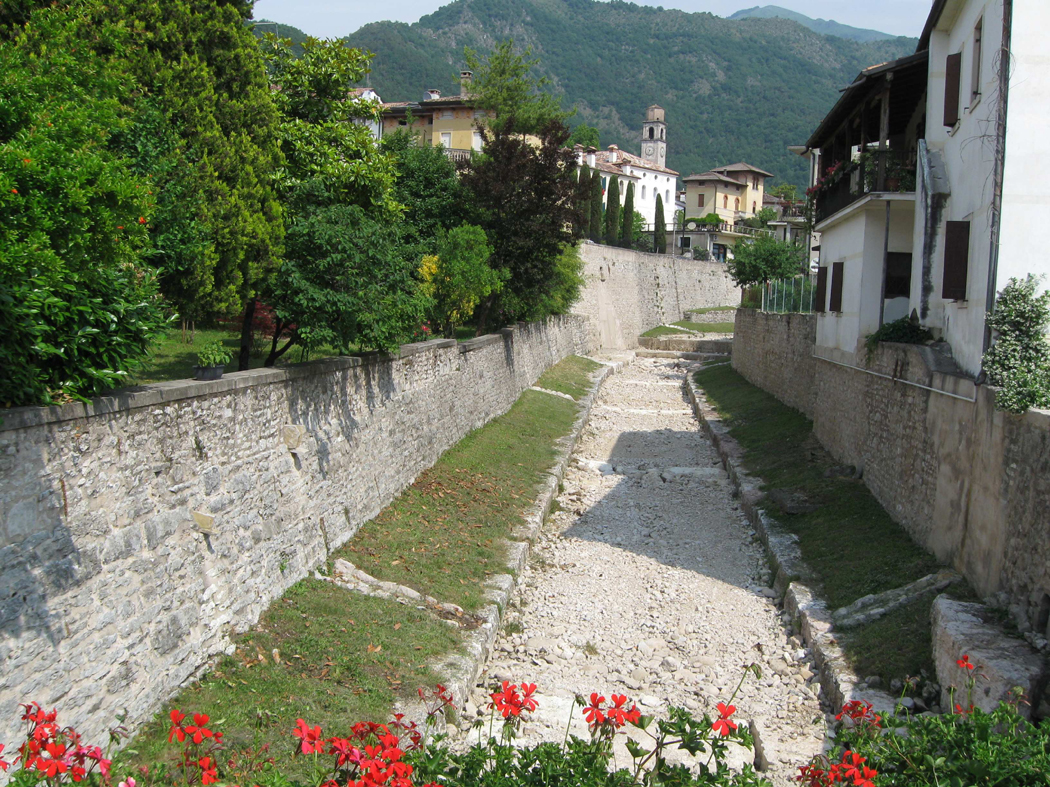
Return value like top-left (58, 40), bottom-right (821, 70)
top-left (394, 623), bottom-right (402, 630)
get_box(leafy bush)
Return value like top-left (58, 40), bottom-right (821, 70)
top-left (698, 213), bottom-right (724, 227)
top-left (0, 5), bottom-right (169, 406)
top-left (982, 275), bottom-right (1050, 413)
top-left (864, 316), bottom-right (933, 357)
top-left (725, 236), bottom-right (804, 288)
top-left (420, 224), bottom-right (503, 337)
top-left (194, 341), bottom-right (232, 369)
top-left (834, 699), bottom-right (1050, 786)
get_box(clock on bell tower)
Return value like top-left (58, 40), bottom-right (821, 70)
top-left (641, 105), bottom-right (666, 168)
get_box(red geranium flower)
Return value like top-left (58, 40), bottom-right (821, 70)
top-left (293, 719), bottom-right (324, 754)
top-left (519, 683), bottom-right (538, 713)
top-left (712, 702), bottom-right (737, 737)
top-left (606, 694), bottom-right (641, 727)
top-left (957, 654), bottom-right (976, 671)
top-left (184, 713), bottom-right (214, 745)
top-left (583, 693), bottom-right (606, 726)
top-left (32, 743), bottom-right (69, 778)
top-left (198, 756), bottom-right (218, 785)
top-left (168, 710), bottom-right (187, 743)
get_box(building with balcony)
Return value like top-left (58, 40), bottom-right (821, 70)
top-left (802, 0), bottom-right (1050, 375)
top-left (674, 163), bottom-right (775, 260)
top-left (378, 71), bottom-right (494, 160)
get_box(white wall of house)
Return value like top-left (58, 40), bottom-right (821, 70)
top-left (915, 0), bottom-right (1004, 375)
top-left (995, 0), bottom-right (1050, 295)
top-left (629, 167), bottom-right (676, 225)
top-left (818, 199), bottom-right (915, 357)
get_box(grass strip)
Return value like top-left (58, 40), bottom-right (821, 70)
top-left (332, 355), bottom-right (600, 612)
top-left (686, 305), bottom-right (738, 315)
top-left (693, 363), bottom-right (953, 684)
top-left (535, 355), bottom-right (602, 400)
top-left (642, 322), bottom-right (735, 338)
top-left (119, 580), bottom-right (459, 780)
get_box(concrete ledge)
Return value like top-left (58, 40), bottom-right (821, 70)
top-left (684, 369), bottom-right (896, 714)
top-left (401, 358), bottom-right (625, 723)
top-left (931, 596), bottom-right (1047, 718)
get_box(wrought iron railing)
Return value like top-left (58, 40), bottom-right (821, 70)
top-left (814, 150), bottom-right (916, 225)
top-left (743, 274), bottom-right (818, 314)
top-left (442, 148), bottom-right (473, 163)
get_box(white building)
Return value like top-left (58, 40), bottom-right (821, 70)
top-left (576, 105), bottom-right (679, 226)
top-left (350, 87), bottom-right (382, 140)
top-left (801, 0), bottom-right (1050, 376)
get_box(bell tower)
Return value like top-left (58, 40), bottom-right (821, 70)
top-left (641, 105), bottom-right (667, 168)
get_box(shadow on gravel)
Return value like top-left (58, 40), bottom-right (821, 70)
top-left (561, 429), bottom-right (760, 590)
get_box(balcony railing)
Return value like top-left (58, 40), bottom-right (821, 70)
top-left (814, 150), bottom-right (916, 225)
top-left (442, 148), bottom-right (473, 163)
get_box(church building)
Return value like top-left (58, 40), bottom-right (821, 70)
top-left (576, 105), bottom-right (679, 226)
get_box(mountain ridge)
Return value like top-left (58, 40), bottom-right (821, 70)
top-left (728, 5), bottom-right (898, 43)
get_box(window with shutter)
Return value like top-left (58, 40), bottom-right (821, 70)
top-left (815, 266), bottom-right (828, 313)
top-left (944, 52), bottom-right (962, 126)
top-left (885, 252), bottom-right (912, 298)
top-left (942, 221), bottom-right (971, 300)
top-left (829, 262), bottom-right (844, 312)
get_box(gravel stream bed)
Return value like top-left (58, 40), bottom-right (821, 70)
top-left (458, 358), bottom-right (827, 785)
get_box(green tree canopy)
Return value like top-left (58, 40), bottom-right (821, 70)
top-left (0, 4), bottom-right (169, 405)
top-left (654, 194), bottom-right (667, 254)
top-left (459, 120), bottom-right (578, 331)
top-left (619, 182), bottom-right (635, 248)
top-left (464, 40), bottom-right (568, 135)
top-left (604, 176), bottom-right (620, 246)
top-left (568, 124), bottom-right (600, 149)
top-left (726, 235), bottom-right (805, 287)
top-left (420, 224), bottom-right (503, 337)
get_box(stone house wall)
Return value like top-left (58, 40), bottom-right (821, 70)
top-left (731, 308), bottom-right (1050, 640)
top-left (0, 317), bottom-right (591, 749)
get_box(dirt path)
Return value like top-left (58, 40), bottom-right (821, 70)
top-left (462, 357), bottom-right (826, 785)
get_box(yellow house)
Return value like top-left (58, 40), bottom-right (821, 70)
top-left (379, 73), bottom-right (496, 161)
top-left (683, 162), bottom-right (772, 221)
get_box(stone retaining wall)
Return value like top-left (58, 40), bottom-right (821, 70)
top-left (0, 316), bottom-right (592, 748)
top-left (732, 308), bottom-right (1050, 642)
top-left (574, 244), bottom-right (740, 351)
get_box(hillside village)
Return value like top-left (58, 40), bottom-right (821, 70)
top-left (1, 1), bottom-right (1050, 787)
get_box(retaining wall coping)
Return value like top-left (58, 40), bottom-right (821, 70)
top-left (0, 334), bottom-right (509, 433)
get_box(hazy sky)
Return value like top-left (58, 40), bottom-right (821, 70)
top-left (250, 0), bottom-right (932, 39)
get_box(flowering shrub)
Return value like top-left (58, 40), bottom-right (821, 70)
top-left (2, 703), bottom-right (113, 785)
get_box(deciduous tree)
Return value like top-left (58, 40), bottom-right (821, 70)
top-left (420, 224), bottom-right (503, 337)
top-left (726, 235), bottom-right (805, 287)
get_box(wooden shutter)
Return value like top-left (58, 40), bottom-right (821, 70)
top-left (829, 262), bottom-right (845, 312)
top-left (942, 221), bottom-right (971, 300)
top-left (944, 52), bottom-right (962, 127)
top-left (815, 266), bottom-right (828, 313)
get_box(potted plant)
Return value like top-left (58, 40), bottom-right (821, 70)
top-left (194, 340), bottom-right (233, 381)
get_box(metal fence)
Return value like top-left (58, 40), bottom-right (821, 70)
top-left (744, 274), bottom-right (818, 314)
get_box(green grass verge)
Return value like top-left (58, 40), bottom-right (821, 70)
top-left (535, 355), bottom-right (601, 399)
top-left (333, 356), bottom-right (595, 611)
top-left (693, 363), bottom-right (952, 684)
top-left (686, 305), bottom-right (738, 315)
top-left (129, 329), bottom-right (344, 385)
top-left (118, 580), bottom-right (458, 781)
top-left (641, 325), bottom-right (685, 338)
top-left (674, 321), bottom-right (735, 333)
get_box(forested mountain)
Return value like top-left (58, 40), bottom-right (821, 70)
top-left (336, 0), bottom-right (917, 187)
top-left (728, 6), bottom-right (898, 43)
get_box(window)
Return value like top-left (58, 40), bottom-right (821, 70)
top-left (648, 127), bottom-right (654, 139)
top-left (472, 131), bottom-right (483, 152)
top-left (723, 195), bottom-right (728, 209)
top-left (752, 201), bottom-right (757, 213)
top-left (829, 262), bottom-right (844, 312)
top-left (944, 52), bottom-right (963, 126)
top-left (942, 221), bottom-right (971, 300)
top-left (473, 110), bottom-right (487, 119)
top-left (665, 190), bottom-right (670, 203)
top-left (735, 197), bottom-right (740, 211)
top-left (815, 266), bottom-right (828, 313)
top-left (698, 193), bottom-right (704, 208)
top-left (441, 109), bottom-right (454, 120)
top-left (752, 176), bottom-right (759, 189)
top-left (712, 243), bottom-right (728, 263)
top-left (660, 128), bottom-right (664, 140)
top-left (440, 132), bottom-right (451, 148)
top-left (885, 252), bottom-right (912, 298)
top-left (680, 236), bottom-right (691, 249)
top-left (642, 185), bottom-right (646, 199)
top-left (972, 18), bottom-right (983, 102)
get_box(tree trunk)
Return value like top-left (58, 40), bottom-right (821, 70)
top-left (238, 299), bottom-right (255, 371)
top-left (264, 318), bottom-right (296, 367)
top-left (474, 292), bottom-right (497, 336)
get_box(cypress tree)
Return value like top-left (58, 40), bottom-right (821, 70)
top-left (620, 182), bottom-right (635, 248)
top-left (604, 175), bottom-right (620, 246)
top-left (589, 171), bottom-right (603, 243)
top-left (655, 194), bottom-right (667, 254)
top-left (576, 163), bottom-right (592, 239)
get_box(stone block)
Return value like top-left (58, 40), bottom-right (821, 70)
top-left (931, 595), bottom-right (1048, 718)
